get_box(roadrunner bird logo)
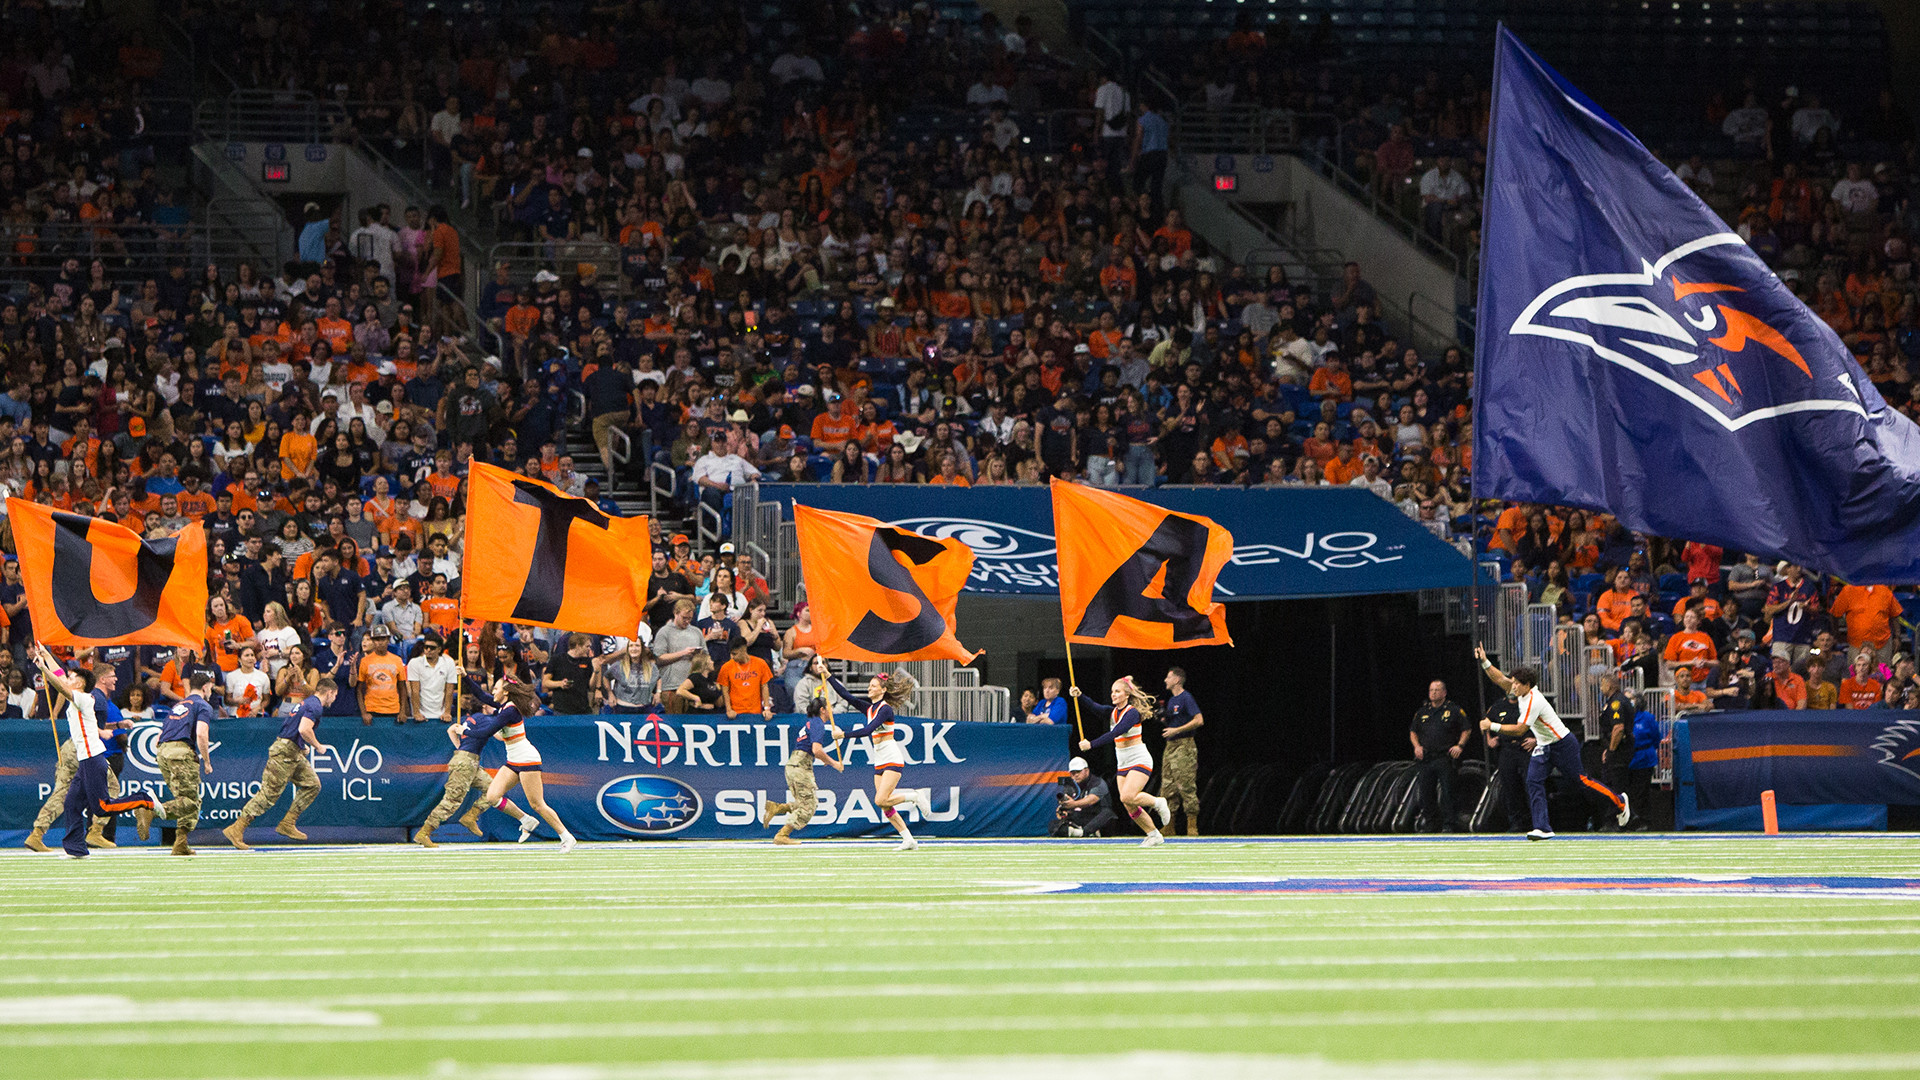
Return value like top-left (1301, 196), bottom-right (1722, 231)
top-left (1870, 718), bottom-right (1920, 783)
top-left (1510, 234), bottom-right (1870, 432)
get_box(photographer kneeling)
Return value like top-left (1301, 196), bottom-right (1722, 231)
top-left (1050, 757), bottom-right (1117, 838)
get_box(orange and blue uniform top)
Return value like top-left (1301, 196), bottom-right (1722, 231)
top-left (159, 693), bottom-right (216, 745)
top-left (829, 678), bottom-right (895, 742)
top-left (1079, 700), bottom-right (1143, 750)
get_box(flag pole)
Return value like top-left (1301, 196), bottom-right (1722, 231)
top-left (1064, 637), bottom-right (1085, 744)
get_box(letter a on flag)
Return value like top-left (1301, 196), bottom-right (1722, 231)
top-left (1050, 480), bottom-right (1232, 649)
top-left (10, 499), bottom-right (208, 648)
top-left (1476, 27), bottom-right (1920, 581)
top-left (794, 503), bottom-right (978, 663)
top-left (462, 461), bottom-right (651, 635)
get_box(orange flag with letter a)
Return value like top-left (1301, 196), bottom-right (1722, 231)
top-left (794, 503), bottom-right (979, 663)
top-left (1050, 479), bottom-right (1233, 649)
top-left (461, 461), bottom-right (651, 636)
top-left (9, 498), bottom-right (209, 648)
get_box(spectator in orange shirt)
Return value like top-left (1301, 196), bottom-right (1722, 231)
top-left (1308, 356), bottom-right (1353, 401)
top-left (1829, 583), bottom-right (1903, 668)
top-left (206, 595), bottom-right (256, 673)
top-left (1670, 579), bottom-right (1722, 622)
top-left (502, 291), bottom-right (541, 339)
top-left (809, 392), bottom-right (857, 452)
top-left (1086, 312), bottom-right (1125, 359)
top-left (1489, 504), bottom-right (1531, 554)
top-left (1661, 608), bottom-right (1717, 683)
top-left (1840, 649), bottom-right (1884, 710)
top-left (1151, 209), bottom-right (1193, 256)
top-left (356, 626), bottom-right (411, 723)
top-left (1322, 442), bottom-right (1364, 485)
top-left (928, 452), bottom-right (971, 487)
top-left (314, 296), bottom-right (354, 353)
top-left (1595, 569), bottom-right (1639, 632)
top-left (1210, 428), bottom-right (1250, 473)
top-left (1670, 666), bottom-right (1711, 715)
top-left (1769, 654), bottom-right (1807, 710)
top-left (718, 639), bottom-right (774, 719)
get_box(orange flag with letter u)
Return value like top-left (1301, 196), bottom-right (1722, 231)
top-left (9, 498), bottom-right (209, 648)
top-left (462, 461), bottom-right (651, 636)
top-left (1050, 479), bottom-right (1233, 649)
top-left (794, 503), bottom-right (979, 663)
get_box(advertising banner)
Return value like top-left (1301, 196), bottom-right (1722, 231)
top-left (1676, 711), bottom-right (1920, 828)
top-left (0, 715), bottom-right (1066, 844)
top-left (759, 484), bottom-right (1472, 599)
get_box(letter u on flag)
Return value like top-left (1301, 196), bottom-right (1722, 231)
top-left (461, 461), bottom-right (651, 635)
top-left (793, 503), bottom-right (978, 663)
top-left (1050, 480), bottom-right (1232, 649)
top-left (1475, 27), bottom-right (1920, 581)
top-left (9, 498), bottom-right (208, 647)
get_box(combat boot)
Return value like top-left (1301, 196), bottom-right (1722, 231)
top-left (134, 805), bottom-right (154, 840)
top-left (773, 823), bottom-right (799, 845)
top-left (171, 835), bottom-right (195, 856)
top-left (761, 801), bottom-right (787, 826)
top-left (457, 806), bottom-right (484, 835)
top-left (275, 820), bottom-right (308, 841)
top-left (413, 826), bottom-right (438, 848)
top-left (23, 827), bottom-right (48, 852)
top-left (222, 816), bottom-right (254, 850)
top-left (85, 821), bottom-right (116, 848)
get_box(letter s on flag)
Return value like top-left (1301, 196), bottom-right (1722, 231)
top-left (793, 503), bottom-right (978, 663)
top-left (1050, 479), bottom-right (1233, 650)
top-left (9, 498), bottom-right (209, 648)
top-left (461, 461), bottom-right (652, 635)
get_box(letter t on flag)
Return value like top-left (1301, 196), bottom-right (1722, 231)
top-left (1050, 479), bottom-right (1232, 649)
top-left (793, 503), bottom-right (978, 663)
top-left (461, 461), bottom-right (652, 636)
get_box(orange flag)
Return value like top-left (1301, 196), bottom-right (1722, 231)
top-left (794, 503), bottom-right (978, 663)
top-left (1050, 479), bottom-right (1233, 649)
top-left (461, 461), bottom-right (651, 636)
top-left (9, 499), bottom-right (208, 648)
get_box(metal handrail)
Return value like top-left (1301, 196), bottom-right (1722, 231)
top-left (1300, 147), bottom-right (1463, 276)
top-left (649, 461), bottom-right (676, 515)
top-left (696, 500), bottom-right (724, 548)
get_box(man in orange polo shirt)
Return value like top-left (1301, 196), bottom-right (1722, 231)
top-left (1830, 583), bottom-right (1903, 669)
top-left (1769, 654), bottom-right (1807, 710)
top-left (809, 392), bottom-right (856, 453)
top-left (1594, 569), bottom-right (1639, 632)
top-left (718, 639), bottom-right (773, 720)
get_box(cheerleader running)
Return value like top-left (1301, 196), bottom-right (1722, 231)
top-left (823, 657), bottom-right (929, 851)
top-left (1071, 677), bottom-right (1173, 846)
top-left (416, 676), bottom-right (575, 852)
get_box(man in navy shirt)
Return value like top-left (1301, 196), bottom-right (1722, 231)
top-left (224, 678), bottom-right (339, 850)
top-left (759, 685), bottom-right (844, 845)
top-left (154, 672), bottom-right (217, 855)
top-left (313, 550), bottom-right (367, 631)
top-left (1161, 667), bottom-right (1205, 836)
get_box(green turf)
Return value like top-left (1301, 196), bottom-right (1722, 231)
top-left (5, 835), bottom-right (1920, 1079)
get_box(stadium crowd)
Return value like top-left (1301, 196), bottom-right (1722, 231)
top-left (0, 2), bottom-right (1906, 723)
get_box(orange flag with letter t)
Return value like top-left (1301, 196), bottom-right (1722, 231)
top-left (10, 498), bottom-right (209, 647)
top-left (462, 461), bottom-right (651, 636)
top-left (1050, 479), bottom-right (1233, 649)
top-left (794, 503), bottom-right (979, 663)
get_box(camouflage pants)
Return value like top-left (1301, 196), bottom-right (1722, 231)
top-left (156, 741), bottom-right (203, 832)
top-left (31, 740), bottom-right (77, 832)
top-left (1162, 738), bottom-right (1199, 828)
top-left (770, 750), bottom-right (819, 831)
top-left (239, 738), bottom-right (320, 826)
top-left (423, 751), bottom-right (492, 830)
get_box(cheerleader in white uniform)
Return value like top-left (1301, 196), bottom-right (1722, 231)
top-left (469, 677), bottom-right (577, 852)
top-left (1072, 677), bottom-right (1173, 846)
top-left (823, 656), bottom-right (928, 851)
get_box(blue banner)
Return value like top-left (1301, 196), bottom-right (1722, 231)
top-left (1474, 28), bottom-right (1920, 581)
top-left (761, 484), bottom-right (1472, 599)
top-left (1680, 710), bottom-right (1920, 812)
top-left (0, 716), bottom-right (1065, 844)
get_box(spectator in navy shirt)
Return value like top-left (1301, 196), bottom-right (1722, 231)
top-left (312, 551), bottom-right (367, 632)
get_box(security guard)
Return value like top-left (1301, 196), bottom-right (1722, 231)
top-left (1409, 679), bottom-right (1471, 832)
top-left (154, 672), bottom-right (218, 856)
top-left (1596, 675), bottom-right (1636, 829)
top-left (1482, 693), bottom-right (1527, 831)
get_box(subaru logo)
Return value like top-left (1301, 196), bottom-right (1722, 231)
top-left (597, 774), bottom-right (702, 835)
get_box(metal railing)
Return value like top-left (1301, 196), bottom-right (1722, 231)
top-left (485, 240), bottom-right (628, 303)
top-left (0, 219), bottom-right (287, 291)
top-left (1644, 687), bottom-right (1676, 786)
top-left (1299, 146), bottom-right (1463, 277)
top-left (193, 91), bottom-right (357, 144)
top-left (837, 659), bottom-right (1010, 725)
top-left (649, 461), bottom-right (676, 516)
top-left (1173, 105), bottom-right (1300, 155)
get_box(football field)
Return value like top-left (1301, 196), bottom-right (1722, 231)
top-left (5, 834), bottom-right (1920, 1079)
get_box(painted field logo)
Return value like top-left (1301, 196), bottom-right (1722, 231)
top-left (598, 774), bottom-right (702, 835)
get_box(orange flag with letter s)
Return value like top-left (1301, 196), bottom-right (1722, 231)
top-left (1050, 479), bottom-right (1234, 649)
top-left (794, 503), bottom-right (979, 663)
top-left (461, 461), bottom-right (652, 636)
top-left (9, 498), bottom-right (209, 648)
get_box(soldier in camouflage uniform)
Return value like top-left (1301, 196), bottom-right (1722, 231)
top-left (418, 688), bottom-right (538, 842)
top-left (222, 679), bottom-right (338, 849)
top-left (22, 736), bottom-right (76, 853)
top-left (154, 673), bottom-right (218, 855)
top-left (1159, 667), bottom-right (1206, 836)
top-left (760, 683), bottom-right (843, 844)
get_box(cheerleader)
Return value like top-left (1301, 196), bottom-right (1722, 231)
top-left (416, 676), bottom-right (575, 852)
top-left (759, 678), bottom-right (845, 845)
top-left (1071, 677), bottom-right (1173, 846)
top-left (823, 656), bottom-right (930, 851)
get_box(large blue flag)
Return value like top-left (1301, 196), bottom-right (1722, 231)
top-left (1474, 27), bottom-right (1920, 580)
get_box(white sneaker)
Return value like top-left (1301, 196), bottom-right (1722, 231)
top-left (1140, 832), bottom-right (1166, 847)
top-left (1527, 829), bottom-right (1554, 841)
top-left (517, 817), bottom-right (538, 843)
top-left (893, 837), bottom-right (918, 852)
top-left (1066, 825), bottom-right (1083, 838)
top-left (915, 790), bottom-right (934, 816)
top-left (1615, 793), bottom-right (1632, 828)
top-left (557, 835), bottom-right (577, 854)
top-left (1153, 796), bottom-right (1172, 827)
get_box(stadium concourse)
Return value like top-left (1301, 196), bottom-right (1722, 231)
top-left (6, 835), bottom-right (1920, 1080)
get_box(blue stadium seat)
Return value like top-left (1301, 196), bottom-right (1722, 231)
top-left (1657, 573), bottom-right (1688, 594)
